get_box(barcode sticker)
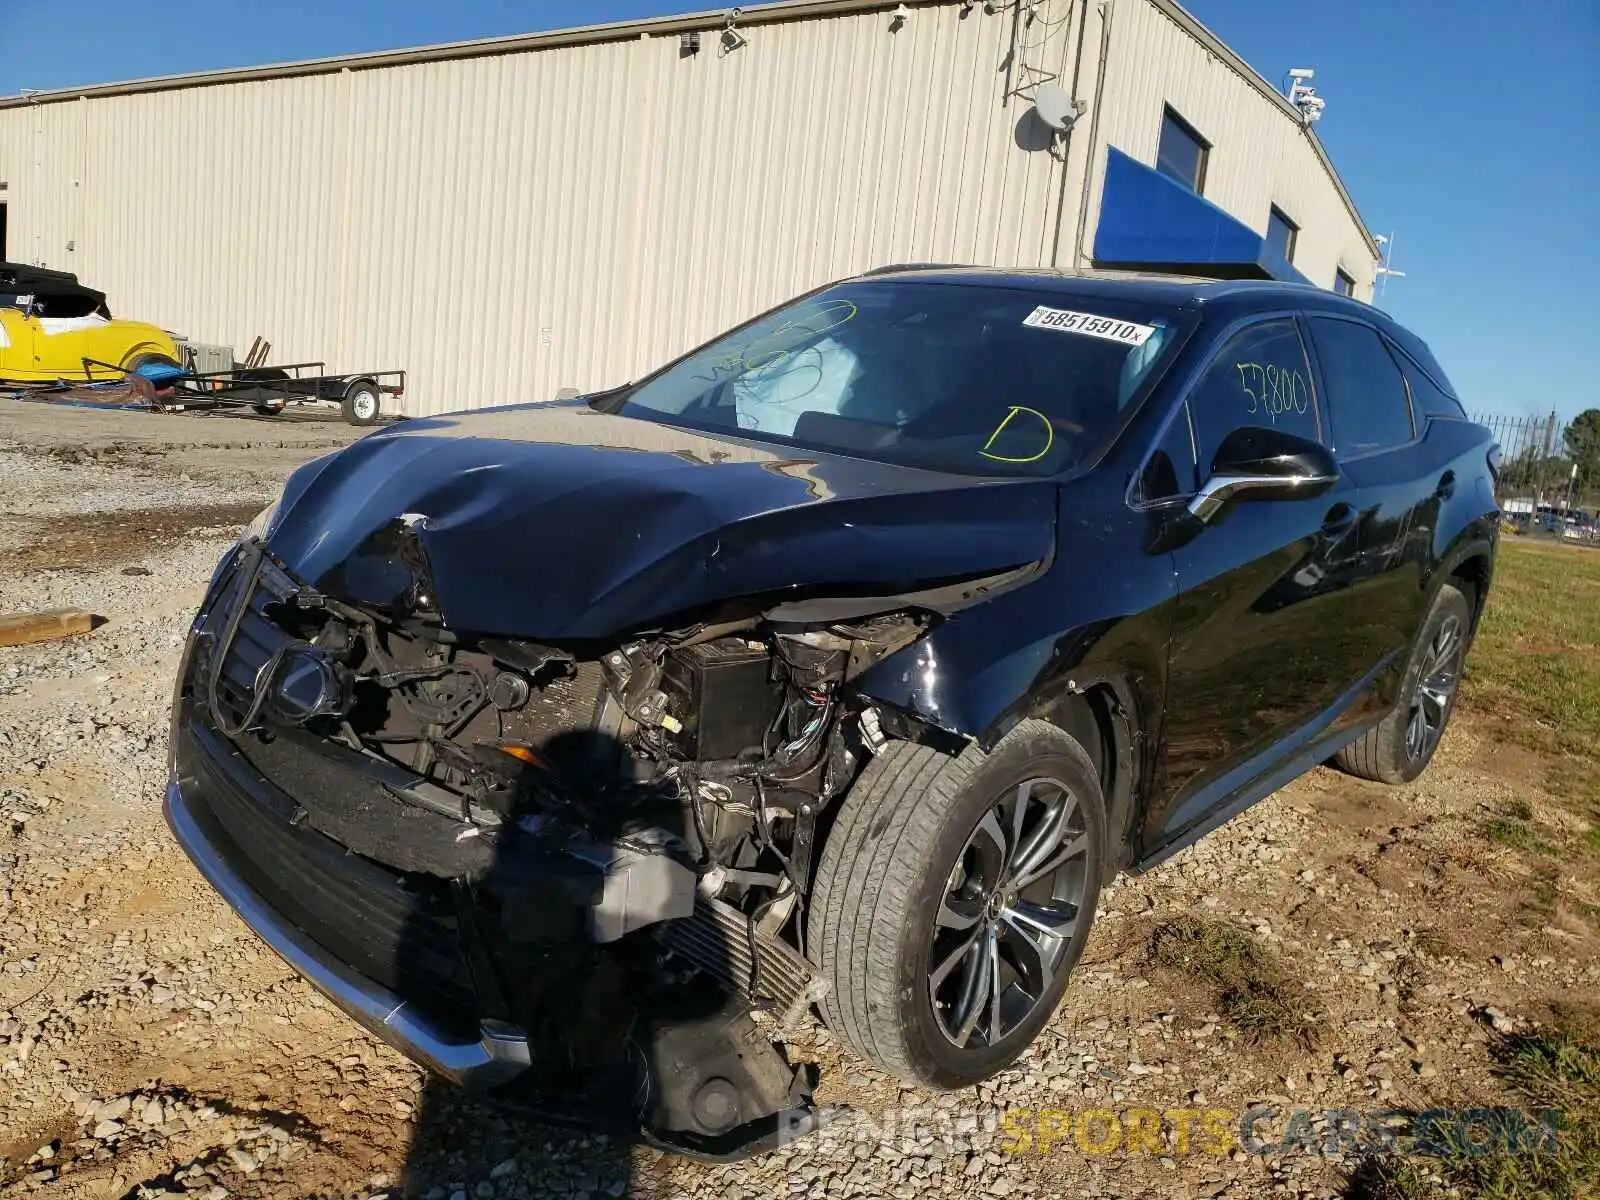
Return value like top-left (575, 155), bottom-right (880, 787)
top-left (1022, 306), bottom-right (1156, 346)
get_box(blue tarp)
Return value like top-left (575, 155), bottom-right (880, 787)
top-left (1093, 146), bottom-right (1310, 285)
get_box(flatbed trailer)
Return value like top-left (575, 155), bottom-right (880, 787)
top-left (81, 356), bottom-right (406, 425)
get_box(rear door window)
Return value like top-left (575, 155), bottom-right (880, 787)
top-left (1307, 317), bottom-right (1415, 454)
top-left (1186, 318), bottom-right (1320, 478)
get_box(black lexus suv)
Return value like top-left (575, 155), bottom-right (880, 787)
top-left (166, 268), bottom-right (1498, 1156)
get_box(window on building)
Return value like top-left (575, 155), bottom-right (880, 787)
top-left (1306, 317), bottom-right (1414, 454)
top-left (1333, 269), bottom-right (1355, 296)
top-left (1156, 107), bottom-right (1209, 194)
top-left (1188, 318), bottom-right (1320, 478)
top-left (1266, 206), bottom-right (1298, 264)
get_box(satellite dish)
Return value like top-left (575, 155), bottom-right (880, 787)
top-left (1034, 84), bottom-right (1077, 133)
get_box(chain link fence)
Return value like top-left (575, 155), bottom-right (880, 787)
top-left (1473, 410), bottom-right (1600, 543)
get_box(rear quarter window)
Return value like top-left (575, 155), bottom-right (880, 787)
top-left (1395, 352), bottom-right (1466, 420)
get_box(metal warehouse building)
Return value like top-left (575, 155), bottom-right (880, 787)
top-left (0, 0), bottom-right (1378, 417)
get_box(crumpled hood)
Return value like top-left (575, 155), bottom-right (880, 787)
top-left (265, 401), bottom-right (1057, 639)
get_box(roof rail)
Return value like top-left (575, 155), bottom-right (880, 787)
top-left (857, 262), bottom-right (967, 277)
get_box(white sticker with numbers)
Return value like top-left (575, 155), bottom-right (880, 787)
top-left (1021, 305), bottom-right (1156, 346)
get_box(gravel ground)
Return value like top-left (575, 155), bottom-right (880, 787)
top-left (1, 401), bottom-right (1595, 1199)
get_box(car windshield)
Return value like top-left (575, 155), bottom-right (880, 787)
top-left (603, 281), bottom-right (1189, 476)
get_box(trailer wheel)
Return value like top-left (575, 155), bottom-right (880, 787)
top-left (342, 382), bottom-right (382, 426)
top-left (237, 367), bottom-right (290, 416)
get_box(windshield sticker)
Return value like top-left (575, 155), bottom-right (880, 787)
top-left (979, 405), bottom-right (1055, 464)
top-left (1022, 306), bottom-right (1156, 346)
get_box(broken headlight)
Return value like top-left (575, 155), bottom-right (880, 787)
top-left (243, 496), bottom-right (283, 542)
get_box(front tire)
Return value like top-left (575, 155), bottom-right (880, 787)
top-left (1335, 582), bottom-right (1471, 784)
top-left (811, 720), bottom-right (1105, 1088)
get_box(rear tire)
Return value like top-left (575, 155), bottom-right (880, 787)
top-left (810, 720), bottom-right (1105, 1088)
top-left (342, 383), bottom-right (381, 426)
top-left (1335, 582), bottom-right (1472, 784)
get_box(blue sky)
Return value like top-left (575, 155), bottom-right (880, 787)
top-left (2, 0), bottom-right (1595, 419)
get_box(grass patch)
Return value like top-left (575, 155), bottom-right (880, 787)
top-left (1345, 1029), bottom-right (1600, 1200)
top-left (1147, 917), bottom-right (1319, 1047)
top-left (1466, 540), bottom-right (1600, 755)
top-left (1485, 817), bottom-right (1559, 857)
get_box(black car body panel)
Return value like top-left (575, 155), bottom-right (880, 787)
top-left (167, 269), bottom-right (1499, 1156)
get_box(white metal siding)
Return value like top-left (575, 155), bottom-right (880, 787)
top-left (0, 0), bottom-right (1373, 415)
top-left (1087, 0), bottom-right (1375, 297)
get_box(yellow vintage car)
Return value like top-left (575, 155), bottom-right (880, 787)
top-left (0, 263), bottom-right (181, 383)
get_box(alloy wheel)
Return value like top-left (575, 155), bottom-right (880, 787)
top-left (927, 777), bottom-right (1091, 1049)
top-left (1405, 614), bottom-right (1463, 763)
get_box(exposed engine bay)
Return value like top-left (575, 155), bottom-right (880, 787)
top-left (179, 536), bottom-right (974, 1156)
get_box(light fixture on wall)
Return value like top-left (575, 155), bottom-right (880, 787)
top-left (680, 31), bottom-right (701, 56)
top-left (721, 9), bottom-right (748, 52)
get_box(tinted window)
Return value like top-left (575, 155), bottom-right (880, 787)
top-left (1266, 207), bottom-right (1298, 263)
top-left (1138, 400), bottom-right (1198, 502)
top-left (1395, 351), bottom-right (1465, 420)
top-left (609, 283), bottom-right (1188, 477)
top-left (1307, 317), bottom-right (1414, 453)
top-left (1333, 269), bottom-right (1355, 297)
top-left (1188, 319), bottom-right (1319, 477)
top-left (1156, 108), bottom-right (1209, 193)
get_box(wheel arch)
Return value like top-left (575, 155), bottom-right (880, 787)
top-left (1036, 681), bottom-right (1142, 881)
top-left (1433, 532), bottom-right (1495, 638)
top-left (119, 341), bottom-right (179, 368)
top-left (1446, 549), bottom-right (1491, 628)
top-left (856, 668), bottom-right (1147, 884)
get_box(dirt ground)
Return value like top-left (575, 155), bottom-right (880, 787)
top-left (0, 398), bottom-right (1596, 1200)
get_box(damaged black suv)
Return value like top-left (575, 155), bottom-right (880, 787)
top-left (166, 268), bottom-right (1498, 1156)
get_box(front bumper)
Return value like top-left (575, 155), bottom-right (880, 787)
top-left (164, 779), bottom-right (531, 1089)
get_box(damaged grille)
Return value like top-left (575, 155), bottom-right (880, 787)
top-left (174, 719), bottom-right (479, 1030)
top-left (204, 551), bottom-right (301, 727)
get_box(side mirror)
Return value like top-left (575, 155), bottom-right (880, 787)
top-left (1188, 426), bottom-right (1338, 523)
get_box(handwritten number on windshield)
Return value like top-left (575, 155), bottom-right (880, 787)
top-left (1234, 361), bottom-right (1309, 425)
top-left (979, 406), bottom-right (1055, 464)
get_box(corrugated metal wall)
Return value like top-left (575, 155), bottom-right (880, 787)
top-left (0, 0), bottom-right (1374, 416)
top-left (1088, 0), bottom-right (1375, 293)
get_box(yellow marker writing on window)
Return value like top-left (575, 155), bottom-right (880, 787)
top-left (979, 406), bottom-right (1055, 464)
